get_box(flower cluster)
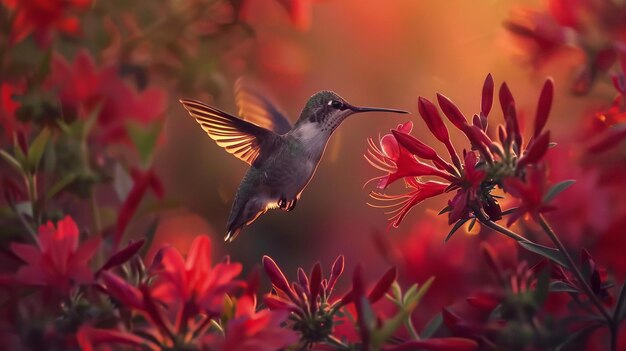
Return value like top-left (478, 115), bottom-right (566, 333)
top-left (367, 74), bottom-right (555, 232)
top-left (504, 0), bottom-right (626, 94)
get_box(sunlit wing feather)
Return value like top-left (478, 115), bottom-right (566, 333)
top-left (180, 98), bottom-right (279, 166)
top-left (234, 77), bottom-right (293, 135)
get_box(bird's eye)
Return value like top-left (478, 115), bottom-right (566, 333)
top-left (328, 100), bottom-right (345, 110)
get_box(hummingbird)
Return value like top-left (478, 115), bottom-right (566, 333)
top-left (180, 80), bottom-right (408, 242)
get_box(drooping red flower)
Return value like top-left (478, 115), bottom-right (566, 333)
top-left (202, 295), bottom-right (298, 351)
top-left (2, 0), bottom-right (91, 46)
top-left (46, 50), bottom-right (166, 144)
top-left (10, 215), bottom-right (99, 294)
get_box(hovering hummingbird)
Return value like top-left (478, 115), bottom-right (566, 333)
top-left (180, 80), bottom-right (408, 242)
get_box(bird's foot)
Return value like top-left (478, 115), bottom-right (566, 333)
top-left (278, 197), bottom-right (287, 210)
top-left (278, 196), bottom-right (297, 212)
top-left (286, 198), bottom-right (297, 211)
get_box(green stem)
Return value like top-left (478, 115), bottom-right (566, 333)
top-left (536, 215), bottom-right (614, 343)
top-left (404, 318), bottom-right (419, 340)
top-left (326, 335), bottom-right (352, 350)
top-left (89, 191), bottom-right (101, 234)
top-left (479, 218), bottom-right (531, 244)
top-left (24, 173), bottom-right (39, 226)
top-left (15, 207), bottom-right (39, 245)
top-left (610, 322), bottom-right (617, 351)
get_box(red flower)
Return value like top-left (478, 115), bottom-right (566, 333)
top-left (503, 166), bottom-right (555, 226)
top-left (504, 0), bottom-right (626, 93)
top-left (369, 177), bottom-right (448, 228)
top-left (11, 215), bottom-right (99, 294)
top-left (202, 295), bottom-right (298, 351)
top-left (366, 75), bottom-right (556, 230)
top-left (587, 53), bottom-right (626, 153)
top-left (263, 255), bottom-right (395, 347)
top-left (0, 82), bottom-right (25, 140)
top-left (151, 235), bottom-right (244, 317)
top-left (3, 0), bottom-right (91, 46)
top-left (77, 325), bottom-right (159, 351)
top-left (365, 121), bottom-right (456, 190)
top-left (88, 235), bottom-right (244, 350)
top-left (46, 50), bottom-right (166, 144)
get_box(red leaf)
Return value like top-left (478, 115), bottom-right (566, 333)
top-left (309, 263), bottom-right (322, 313)
top-left (392, 130), bottom-right (438, 160)
top-left (327, 255), bottom-right (344, 293)
top-left (436, 93), bottom-right (467, 130)
top-left (481, 73), bottom-right (494, 117)
top-left (77, 326), bottom-right (157, 351)
top-left (100, 271), bottom-right (144, 310)
top-left (534, 78), bottom-right (553, 138)
top-left (368, 267), bottom-right (397, 303)
top-left (588, 125), bottom-right (626, 154)
top-left (97, 240), bottom-right (145, 275)
top-left (517, 131), bottom-right (550, 169)
top-left (262, 256), bottom-right (297, 301)
top-left (418, 96), bottom-right (450, 143)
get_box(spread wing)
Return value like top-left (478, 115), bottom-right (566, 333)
top-left (234, 77), bottom-right (293, 135)
top-left (180, 98), bottom-right (280, 166)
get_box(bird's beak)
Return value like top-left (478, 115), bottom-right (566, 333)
top-left (349, 105), bottom-right (409, 114)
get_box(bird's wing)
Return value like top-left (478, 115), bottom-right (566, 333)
top-left (234, 77), bottom-right (293, 135)
top-left (180, 98), bottom-right (280, 166)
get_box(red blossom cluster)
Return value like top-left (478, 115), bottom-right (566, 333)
top-left (504, 0), bottom-right (626, 94)
top-left (367, 74), bottom-right (555, 231)
top-left (365, 74), bottom-right (626, 350)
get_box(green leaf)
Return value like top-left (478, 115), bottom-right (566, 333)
top-left (83, 104), bottom-right (102, 139)
top-left (33, 48), bottom-right (52, 85)
top-left (420, 313), bottom-right (443, 339)
top-left (519, 241), bottom-right (568, 268)
top-left (27, 128), bottom-right (51, 171)
top-left (614, 282), bottom-right (626, 322)
top-left (549, 281), bottom-right (579, 293)
top-left (12, 137), bottom-right (27, 166)
top-left (0, 150), bottom-right (23, 173)
top-left (445, 218), bottom-right (469, 242)
top-left (543, 180), bottom-right (575, 204)
top-left (114, 164), bottom-right (133, 201)
top-left (127, 122), bottom-right (162, 165)
top-left (438, 205), bottom-right (452, 215)
top-left (467, 218), bottom-right (477, 232)
top-left (402, 284), bottom-right (418, 305)
top-left (373, 277), bottom-right (434, 348)
top-left (46, 173), bottom-right (78, 200)
top-left (534, 269), bottom-right (550, 305)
